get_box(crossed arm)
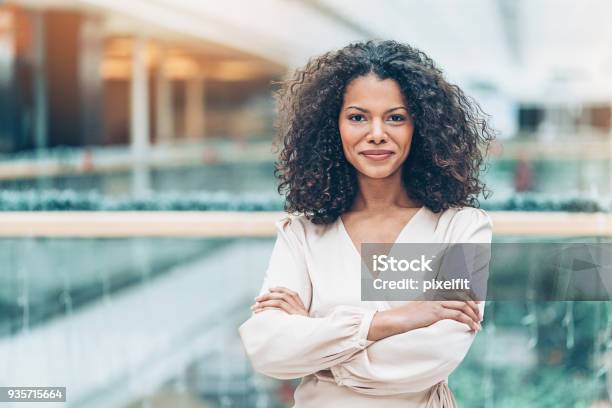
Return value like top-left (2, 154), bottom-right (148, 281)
top-left (238, 210), bottom-right (491, 394)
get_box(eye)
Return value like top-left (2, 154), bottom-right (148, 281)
top-left (348, 114), bottom-right (366, 122)
top-left (388, 114), bottom-right (406, 122)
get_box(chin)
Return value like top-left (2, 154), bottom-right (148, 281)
top-left (359, 167), bottom-right (396, 179)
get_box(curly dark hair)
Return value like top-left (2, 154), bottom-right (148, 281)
top-left (273, 39), bottom-right (494, 225)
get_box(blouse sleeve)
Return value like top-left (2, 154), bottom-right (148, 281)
top-left (238, 216), bottom-right (376, 380)
top-left (329, 208), bottom-right (493, 395)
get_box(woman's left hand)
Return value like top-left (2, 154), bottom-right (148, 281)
top-left (251, 286), bottom-right (308, 316)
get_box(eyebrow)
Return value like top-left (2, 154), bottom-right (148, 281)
top-left (344, 106), bottom-right (408, 113)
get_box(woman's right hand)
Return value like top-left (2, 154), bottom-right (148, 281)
top-left (367, 300), bottom-right (482, 341)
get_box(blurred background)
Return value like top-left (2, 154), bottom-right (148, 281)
top-left (0, 0), bottom-right (610, 407)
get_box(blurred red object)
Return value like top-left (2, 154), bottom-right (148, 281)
top-left (82, 149), bottom-right (95, 172)
top-left (277, 381), bottom-right (296, 406)
top-left (514, 150), bottom-right (533, 192)
top-left (202, 147), bottom-right (219, 164)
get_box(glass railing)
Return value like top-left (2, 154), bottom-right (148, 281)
top-left (1, 232), bottom-right (610, 407)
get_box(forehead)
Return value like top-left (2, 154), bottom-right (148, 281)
top-left (342, 74), bottom-right (406, 107)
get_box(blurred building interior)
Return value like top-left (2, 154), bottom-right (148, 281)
top-left (0, 1), bottom-right (611, 408)
top-left (0, 0), bottom-right (611, 197)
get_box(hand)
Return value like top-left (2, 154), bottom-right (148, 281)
top-left (250, 286), bottom-right (308, 316)
top-left (404, 300), bottom-right (482, 331)
top-left (368, 300), bottom-right (482, 341)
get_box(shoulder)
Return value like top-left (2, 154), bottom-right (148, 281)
top-left (274, 213), bottom-right (334, 244)
top-left (274, 214), bottom-right (305, 240)
top-left (439, 206), bottom-right (492, 227)
top-left (436, 206), bottom-right (493, 243)
top-left (275, 213), bottom-right (311, 231)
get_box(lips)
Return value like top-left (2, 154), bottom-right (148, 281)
top-left (360, 150), bottom-right (395, 161)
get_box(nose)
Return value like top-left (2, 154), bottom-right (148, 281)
top-left (367, 118), bottom-right (387, 144)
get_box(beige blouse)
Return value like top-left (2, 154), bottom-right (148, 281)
top-left (238, 206), bottom-right (493, 407)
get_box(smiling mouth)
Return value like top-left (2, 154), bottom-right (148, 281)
top-left (360, 151), bottom-right (394, 161)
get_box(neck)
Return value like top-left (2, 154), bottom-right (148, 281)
top-left (351, 171), bottom-right (419, 212)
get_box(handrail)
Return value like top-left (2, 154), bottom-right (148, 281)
top-left (0, 211), bottom-right (610, 237)
top-left (2, 139), bottom-right (612, 180)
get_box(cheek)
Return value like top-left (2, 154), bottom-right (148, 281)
top-left (338, 123), bottom-right (360, 153)
top-left (398, 126), bottom-right (415, 153)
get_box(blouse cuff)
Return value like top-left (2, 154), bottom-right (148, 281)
top-left (356, 309), bottom-right (376, 349)
top-left (330, 362), bottom-right (349, 386)
top-left (330, 354), bottom-right (358, 387)
top-left (330, 308), bottom-right (376, 386)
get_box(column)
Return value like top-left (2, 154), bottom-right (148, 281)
top-left (130, 36), bottom-right (151, 195)
top-left (155, 46), bottom-right (174, 145)
top-left (184, 71), bottom-right (205, 140)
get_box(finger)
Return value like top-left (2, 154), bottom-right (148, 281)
top-left (267, 287), bottom-right (307, 310)
top-left (453, 310), bottom-right (479, 332)
top-left (254, 306), bottom-right (284, 314)
top-left (251, 293), bottom-right (308, 316)
top-left (256, 289), bottom-right (298, 308)
top-left (456, 302), bottom-right (481, 328)
top-left (441, 308), bottom-right (480, 332)
top-left (269, 287), bottom-right (307, 309)
top-left (255, 292), bottom-right (302, 311)
top-left (461, 302), bottom-right (481, 327)
top-left (466, 300), bottom-right (482, 321)
top-left (441, 300), bottom-right (480, 325)
top-left (254, 299), bottom-right (298, 315)
top-left (458, 299), bottom-right (481, 322)
top-left (252, 305), bottom-right (307, 317)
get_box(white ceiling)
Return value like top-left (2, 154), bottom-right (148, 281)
top-left (317, 0), bottom-right (612, 103)
top-left (16, 0), bottom-right (612, 103)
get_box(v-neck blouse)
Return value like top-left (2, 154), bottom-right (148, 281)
top-left (238, 206), bottom-right (493, 407)
top-left (338, 206), bottom-right (426, 257)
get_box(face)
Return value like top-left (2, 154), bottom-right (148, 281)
top-left (338, 73), bottom-right (414, 180)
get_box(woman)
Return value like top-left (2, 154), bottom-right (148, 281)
top-left (238, 40), bottom-right (494, 407)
